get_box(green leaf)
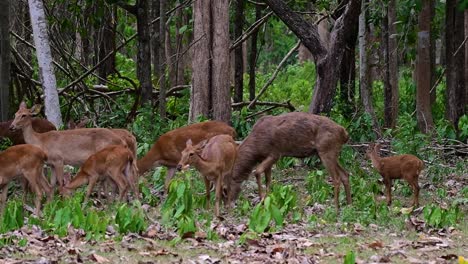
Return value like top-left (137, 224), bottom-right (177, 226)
top-left (270, 204), bottom-right (284, 227)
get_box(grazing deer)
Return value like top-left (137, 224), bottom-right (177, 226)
top-left (177, 135), bottom-right (237, 217)
top-left (0, 145), bottom-right (52, 215)
top-left (9, 102), bottom-right (128, 187)
top-left (0, 118), bottom-right (56, 145)
top-left (366, 143), bottom-right (424, 207)
top-left (138, 121), bottom-right (236, 191)
top-left (59, 145), bottom-right (137, 202)
top-left (229, 112), bottom-right (351, 212)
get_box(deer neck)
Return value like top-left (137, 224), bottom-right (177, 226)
top-left (22, 121), bottom-right (41, 145)
top-left (64, 171), bottom-right (89, 190)
top-left (369, 152), bottom-right (383, 172)
top-left (191, 154), bottom-right (215, 175)
top-left (137, 147), bottom-right (162, 175)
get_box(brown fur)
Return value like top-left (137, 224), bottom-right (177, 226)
top-left (0, 144), bottom-right (52, 215)
top-left (366, 143), bottom-right (424, 207)
top-left (229, 112), bottom-right (350, 212)
top-left (138, 121), bottom-right (236, 190)
top-left (0, 118), bottom-right (56, 145)
top-left (177, 135), bottom-right (237, 217)
top-left (9, 102), bottom-right (127, 187)
top-left (59, 145), bottom-right (137, 202)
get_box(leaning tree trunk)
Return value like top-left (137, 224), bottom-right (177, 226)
top-left (189, 0), bottom-right (211, 122)
top-left (136, 0), bottom-right (152, 105)
top-left (28, 0), bottom-right (62, 127)
top-left (233, 0), bottom-right (245, 103)
top-left (358, 0), bottom-right (379, 133)
top-left (265, 0), bottom-right (361, 114)
top-left (211, 0), bottom-right (231, 123)
top-left (0, 0), bottom-right (10, 121)
top-left (416, 0), bottom-right (434, 133)
top-left (159, 0), bottom-right (167, 118)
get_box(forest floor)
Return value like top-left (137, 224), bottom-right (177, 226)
top-left (0, 161), bottom-right (467, 264)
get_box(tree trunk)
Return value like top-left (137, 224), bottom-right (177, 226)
top-left (190, 0), bottom-right (211, 121)
top-left (0, 0), bottom-right (10, 121)
top-left (265, 0), bottom-right (361, 114)
top-left (136, 0), bottom-right (152, 105)
top-left (211, 0), bottom-right (231, 123)
top-left (233, 0), bottom-right (245, 103)
top-left (465, 10), bottom-right (468, 111)
top-left (159, 0), bottom-right (167, 118)
top-left (151, 0), bottom-right (160, 83)
top-left (358, 0), bottom-right (379, 132)
top-left (28, 0), bottom-right (62, 127)
top-left (446, 0), bottom-right (465, 128)
top-left (387, 0), bottom-right (399, 128)
top-left (416, 0), bottom-right (434, 133)
top-left (96, 3), bottom-right (116, 80)
top-left (382, 2), bottom-right (397, 128)
top-left (248, 4), bottom-right (262, 101)
top-left (339, 18), bottom-right (358, 118)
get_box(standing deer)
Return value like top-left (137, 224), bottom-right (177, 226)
top-left (229, 112), bottom-right (351, 212)
top-left (9, 102), bottom-right (128, 187)
top-left (138, 121), bottom-right (236, 190)
top-left (0, 118), bottom-right (56, 145)
top-left (366, 143), bottom-right (423, 207)
top-left (0, 145), bottom-right (52, 215)
top-left (59, 145), bottom-right (136, 202)
top-left (177, 135), bottom-right (237, 217)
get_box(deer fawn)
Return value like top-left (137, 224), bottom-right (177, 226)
top-left (229, 112), bottom-right (351, 212)
top-left (0, 145), bottom-right (52, 215)
top-left (59, 145), bottom-right (137, 203)
top-left (366, 143), bottom-right (424, 207)
top-left (138, 121), bottom-right (236, 191)
top-left (9, 102), bottom-right (128, 187)
top-left (177, 135), bottom-right (237, 217)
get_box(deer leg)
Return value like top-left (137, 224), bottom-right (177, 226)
top-left (37, 166), bottom-right (53, 202)
top-left (52, 162), bottom-right (65, 187)
top-left (164, 167), bottom-right (177, 192)
top-left (203, 177), bottom-right (211, 210)
top-left (319, 152), bottom-right (342, 211)
top-left (337, 164), bottom-right (352, 205)
top-left (254, 156), bottom-right (278, 200)
top-left (85, 175), bottom-right (99, 203)
top-left (0, 183), bottom-right (8, 214)
top-left (21, 179), bottom-right (30, 205)
top-left (109, 168), bottom-right (129, 202)
top-left (23, 171), bottom-right (43, 216)
top-left (383, 178), bottom-right (392, 206)
top-left (215, 173), bottom-right (223, 218)
top-left (408, 176), bottom-right (420, 207)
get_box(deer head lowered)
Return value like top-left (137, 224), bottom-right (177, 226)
top-left (228, 112), bottom-right (351, 212)
top-left (177, 135), bottom-right (237, 217)
top-left (9, 102), bottom-right (128, 187)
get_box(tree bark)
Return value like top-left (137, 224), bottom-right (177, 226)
top-left (387, 0), bottom-right (399, 128)
top-left (339, 16), bottom-right (358, 118)
top-left (136, 0), bottom-right (152, 105)
top-left (0, 0), bottom-right (10, 121)
top-left (465, 10), bottom-right (468, 111)
top-left (416, 0), bottom-right (434, 133)
top-left (265, 0), bottom-right (361, 114)
top-left (233, 0), bottom-right (245, 103)
top-left (159, 0), bottom-right (167, 118)
top-left (358, 0), bottom-right (379, 132)
top-left (190, 0), bottom-right (211, 121)
top-left (211, 0), bottom-right (231, 123)
top-left (151, 0), bottom-right (160, 82)
top-left (248, 4), bottom-right (262, 101)
top-left (96, 3), bottom-right (116, 80)
top-left (28, 0), bottom-right (62, 127)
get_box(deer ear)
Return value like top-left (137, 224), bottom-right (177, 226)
top-left (30, 104), bottom-right (42, 116)
top-left (186, 139), bottom-right (193, 147)
top-left (19, 101), bottom-right (27, 109)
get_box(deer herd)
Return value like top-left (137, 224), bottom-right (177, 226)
top-left (0, 102), bottom-right (424, 218)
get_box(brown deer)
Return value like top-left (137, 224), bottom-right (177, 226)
top-left (0, 145), bottom-right (52, 215)
top-left (177, 135), bottom-right (237, 217)
top-left (59, 145), bottom-right (136, 202)
top-left (138, 121), bottom-right (236, 190)
top-left (366, 143), bottom-right (424, 207)
top-left (228, 112), bottom-right (351, 212)
top-left (9, 102), bottom-right (128, 187)
top-left (0, 118), bottom-right (56, 145)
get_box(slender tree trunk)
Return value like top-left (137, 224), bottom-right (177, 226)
top-left (387, 0), bottom-right (399, 128)
top-left (190, 0), bottom-right (211, 121)
top-left (97, 3), bottom-right (116, 80)
top-left (465, 10), bottom-right (468, 110)
top-left (0, 0), bottom-right (10, 121)
top-left (358, 0), bottom-right (379, 132)
top-left (159, 0), bottom-right (167, 118)
top-left (248, 4), bottom-right (262, 101)
top-left (430, 0), bottom-right (436, 103)
top-left (152, 0), bottom-right (160, 83)
top-left (416, 0), bottom-right (434, 133)
top-left (28, 0), bottom-right (62, 127)
top-left (137, 0), bottom-right (152, 105)
top-left (382, 2), bottom-right (397, 128)
top-left (233, 0), bottom-right (245, 103)
top-left (339, 19), bottom-right (358, 118)
top-left (211, 0), bottom-right (231, 123)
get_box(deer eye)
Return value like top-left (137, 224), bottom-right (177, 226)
top-left (189, 153), bottom-right (194, 157)
top-left (21, 114), bottom-right (26, 118)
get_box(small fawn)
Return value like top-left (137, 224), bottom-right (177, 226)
top-left (177, 135), bottom-right (237, 218)
top-left (366, 143), bottom-right (424, 207)
top-left (0, 144), bottom-right (52, 215)
top-left (60, 145), bottom-right (137, 202)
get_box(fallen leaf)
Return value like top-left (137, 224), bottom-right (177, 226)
top-left (368, 241), bottom-right (384, 249)
top-left (89, 253), bottom-right (110, 263)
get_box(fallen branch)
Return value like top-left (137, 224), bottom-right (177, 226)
top-left (232, 100), bottom-right (295, 111)
top-left (247, 41), bottom-right (301, 109)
